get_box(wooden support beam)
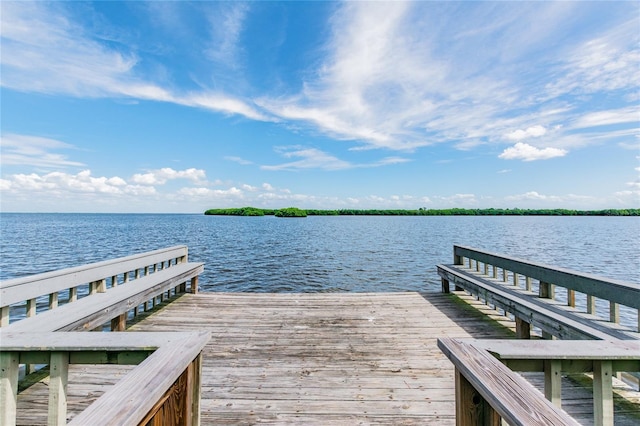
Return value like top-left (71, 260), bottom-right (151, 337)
top-left (111, 314), bottom-right (127, 331)
top-left (190, 276), bottom-right (199, 294)
top-left (515, 317), bottom-right (531, 339)
top-left (48, 352), bottom-right (69, 426)
top-left (593, 360), bottom-right (613, 426)
top-left (0, 351), bottom-right (19, 426)
top-left (442, 278), bottom-right (450, 293)
top-left (69, 288), bottom-right (77, 303)
top-left (567, 289), bottom-right (575, 308)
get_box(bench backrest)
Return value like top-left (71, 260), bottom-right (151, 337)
top-left (0, 245), bottom-right (189, 326)
top-left (454, 245), bottom-right (640, 310)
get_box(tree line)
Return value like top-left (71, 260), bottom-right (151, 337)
top-left (205, 207), bottom-right (640, 217)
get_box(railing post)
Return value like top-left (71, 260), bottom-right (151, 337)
top-left (544, 359), bottom-right (562, 407)
top-left (48, 351), bottom-right (69, 426)
top-left (0, 351), bottom-right (19, 426)
top-left (190, 276), bottom-right (199, 294)
top-left (609, 302), bottom-right (619, 324)
top-left (111, 314), bottom-right (127, 331)
top-left (442, 277), bottom-right (450, 293)
top-left (515, 317), bottom-right (531, 339)
top-left (567, 289), bottom-right (575, 307)
top-left (593, 360), bottom-right (613, 426)
top-left (187, 354), bottom-right (203, 426)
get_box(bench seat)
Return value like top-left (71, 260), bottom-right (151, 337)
top-left (437, 264), bottom-right (638, 341)
top-left (5, 262), bottom-right (204, 333)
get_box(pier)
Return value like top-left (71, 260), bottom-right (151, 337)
top-left (1, 246), bottom-right (639, 425)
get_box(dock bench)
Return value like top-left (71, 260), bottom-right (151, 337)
top-left (437, 245), bottom-right (640, 341)
top-left (0, 245), bottom-right (204, 332)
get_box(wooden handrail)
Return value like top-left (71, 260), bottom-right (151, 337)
top-left (1, 245), bottom-right (188, 307)
top-left (452, 245), bottom-right (640, 331)
top-left (437, 338), bottom-right (579, 426)
top-left (0, 246), bottom-right (194, 329)
top-left (0, 331), bottom-right (209, 426)
top-left (441, 339), bottom-right (640, 426)
top-left (453, 245), bottom-right (639, 309)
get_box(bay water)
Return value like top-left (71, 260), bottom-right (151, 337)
top-left (2, 213), bottom-right (638, 325)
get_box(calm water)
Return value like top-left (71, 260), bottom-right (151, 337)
top-left (2, 213), bottom-right (639, 293)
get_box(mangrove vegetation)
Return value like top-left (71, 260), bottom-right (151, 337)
top-left (204, 207), bottom-right (640, 217)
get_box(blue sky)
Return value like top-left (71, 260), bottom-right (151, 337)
top-left (1, 1), bottom-right (639, 213)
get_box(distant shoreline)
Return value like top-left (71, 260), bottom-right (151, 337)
top-left (204, 207), bottom-right (640, 217)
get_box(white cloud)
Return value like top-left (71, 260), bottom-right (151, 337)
top-left (131, 168), bottom-right (206, 185)
top-left (499, 143), bottom-right (568, 161)
top-left (504, 125), bottom-right (547, 141)
top-left (0, 134), bottom-right (85, 168)
top-left (2, 170), bottom-right (135, 195)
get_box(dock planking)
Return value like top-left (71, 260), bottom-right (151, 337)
top-left (13, 292), bottom-right (640, 424)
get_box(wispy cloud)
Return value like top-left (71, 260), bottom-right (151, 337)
top-left (0, 134), bottom-right (85, 168)
top-left (260, 146), bottom-right (410, 171)
top-left (224, 156), bottom-right (253, 165)
top-left (0, 2), bottom-right (267, 121)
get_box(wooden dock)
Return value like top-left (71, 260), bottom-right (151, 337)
top-left (13, 292), bottom-right (638, 425)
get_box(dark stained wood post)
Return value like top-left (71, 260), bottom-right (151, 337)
top-left (455, 368), bottom-right (500, 426)
top-left (515, 317), bottom-right (531, 339)
top-left (111, 313), bottom-right (127, 331)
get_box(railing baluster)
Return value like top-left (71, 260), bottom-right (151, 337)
top-left (525, 276), bottom-right (532, 291)
top-left (567, 289), bottom-right (576, 307)
top-left (0, 307), bottom-right (9, 327)
top-left (48, 352), bottom-right (69, 425)
top-left (69, 288), bottom-right (77, 303)
top-left (587, 294), bottom-right (596, 315)
top-left (49, 292), bottom-right (59, 310)
top-left (112, 275), bottom-right (118, 288)
top-left (609, 302), bottom-right (619, 324)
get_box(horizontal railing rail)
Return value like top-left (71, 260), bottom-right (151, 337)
top-left (0, 331), bottom-right (210, 426)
